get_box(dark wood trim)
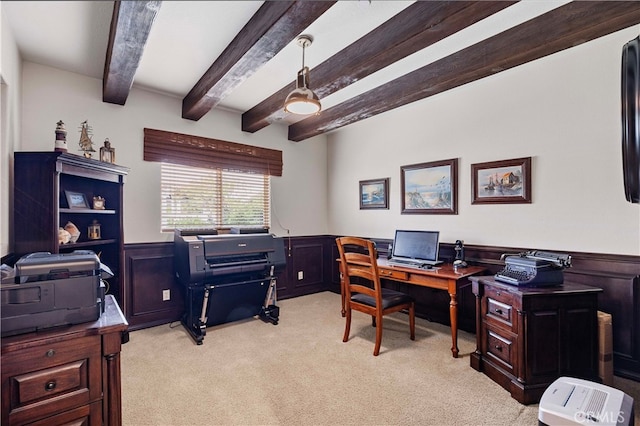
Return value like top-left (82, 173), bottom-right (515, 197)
top-left (122, 236), bottom-right (639, 381)
top-left (288, 1), bottom-right (640, 141)
top-left (123, 242), bottom-right (184, 330)
top-left (241, 1), bottom-right (514, 133)
top-left (182, 1), bottom-right (336, 121)
top-left (143, 128), bottom-right (283, 176)
top-left (103, 1), bottom-right (161, 105)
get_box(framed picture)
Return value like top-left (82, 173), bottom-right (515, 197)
top-left (471, 157), bottom-right (532, 204)
top-left (359, 178), bottom-right (389, 209)
top-left (65, 190), bottom-right (89, 209)
top-left (401, 158), bottom-right (458, 214)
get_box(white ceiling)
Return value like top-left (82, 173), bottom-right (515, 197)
top-left (2, 1), bottom-right (573, 120)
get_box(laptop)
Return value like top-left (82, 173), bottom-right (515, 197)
top-left (389, 230), bottom-right (443, 268)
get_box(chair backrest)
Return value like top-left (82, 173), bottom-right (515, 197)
top-left (336, 236), bottom-right (382, 305)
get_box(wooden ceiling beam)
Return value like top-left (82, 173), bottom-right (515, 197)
top-left (103, 1), bottom-right (161, 105)
top-left (288, 1), bottom-right (640, 142)
top-left (182, 1), bottom-right (336, 121)
top-left (242, 1), bottom-right (515, 134)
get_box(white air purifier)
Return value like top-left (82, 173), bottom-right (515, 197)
top-left (539, 377), bottom-right (634, 426)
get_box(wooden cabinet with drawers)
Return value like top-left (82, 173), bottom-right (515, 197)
top-left (469, 276), bottom-right (602, 404)
top-left (1, 296), bottom-right (128, 425)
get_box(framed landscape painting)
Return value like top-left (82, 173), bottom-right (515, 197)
top-left (360, 178), bottom-right (389, 209)
top-left (471, 157), bottom-right (532, 204)
top-left (401, 158), bottom-right (458, 214)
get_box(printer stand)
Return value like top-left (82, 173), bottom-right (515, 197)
top-left (181, 285), bottom-right (209, 345)
top-left (181, 275), bottom-right (279, 345)
top-left (259, 275), bottom-right (279, 325)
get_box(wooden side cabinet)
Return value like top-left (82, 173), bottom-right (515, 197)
top-left (469, 276), bottom-right (602, 404)
top-left (1, 296), bottom-right (128, 425)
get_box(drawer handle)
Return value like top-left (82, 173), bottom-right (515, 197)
top-left (46, 349), bottom-right (55, 358)
top-left (45, 381), bottom-right (57, 391)
top-left (494, 345), bottom-right (503, 352)
top-left (494, 308), bottom-right (503, 315)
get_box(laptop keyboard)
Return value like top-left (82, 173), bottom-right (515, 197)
top-left (389, 259), bottom-right (427, 268)
top-left (388, 258), bottom-right (441, 268)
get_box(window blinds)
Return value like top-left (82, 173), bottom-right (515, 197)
top-left (143, 128), bottom-right (277, 231)
top-left (160, 163), bottom-right (270, 231)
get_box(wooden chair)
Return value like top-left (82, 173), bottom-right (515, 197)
top-left (336, 236), bottom-right (415, 356)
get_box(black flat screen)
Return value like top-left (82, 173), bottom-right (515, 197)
top-left (391, 230), bottom-right (440, 262)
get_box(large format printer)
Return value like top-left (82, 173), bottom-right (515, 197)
top-left (1, 251), bottom-right (106, 337)
top-left (174, 230), bottom-right (286, 344)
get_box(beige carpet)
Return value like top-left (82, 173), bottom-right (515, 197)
top-left (121, 291), bottom-right (638, 425)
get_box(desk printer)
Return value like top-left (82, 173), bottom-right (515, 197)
top-left (1, 251), bottom-right (106, 337)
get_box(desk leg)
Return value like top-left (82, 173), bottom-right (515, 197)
top-left (449, 291), bottom-right (459, 358)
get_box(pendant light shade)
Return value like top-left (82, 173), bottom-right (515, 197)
top-left (284, 35), bottom-right (321, 115)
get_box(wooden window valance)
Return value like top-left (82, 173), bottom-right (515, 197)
top-left (143, 128), bottom-right (283, 177)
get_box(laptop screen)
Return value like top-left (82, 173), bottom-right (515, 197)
top-left (391, 230), bottom-right (440, 263)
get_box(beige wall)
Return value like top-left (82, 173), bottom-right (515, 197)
top-left (2, 20), bottom-right (639, 257)
top-left (12, 62), bottom-right (328, 246)
top-left (0, 7), bottom-right (22, 257)
top-left (327, 26), bottom-right (640, 256)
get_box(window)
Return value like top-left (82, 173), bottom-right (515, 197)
top-left (143, 128), bottom-right (282, 232)
top-left (161, 163), bottom-right (270, 231)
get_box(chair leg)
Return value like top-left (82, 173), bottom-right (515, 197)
top-left (373, 313), bottom-right (383, 356)
top-left (343, 308), bottom-right (352, 343)
top-left (371, 316), bottom-right (376, 327)
top-left (409, 303), bottom-right (416, 341)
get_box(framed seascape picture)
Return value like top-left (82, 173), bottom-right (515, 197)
top-left (359, 178), bottom-right (389, 209)
top-left (401, 158), bottom-right (458, 214)
top-left (471, 157), bottom-right (532, 204)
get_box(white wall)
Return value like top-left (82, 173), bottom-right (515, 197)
top-left (0, 6), bottom-right (22, 257)
top-left (327, 26), bottom-right (640, 256)
top-left (17, 63), bottom-right (329, 244)
top-left (5, 23), bottom-right (640, 257)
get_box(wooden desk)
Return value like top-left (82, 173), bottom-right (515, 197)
top-left (339, 258), bottom-right (484, 358)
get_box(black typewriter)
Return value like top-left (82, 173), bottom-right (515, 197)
top-left (495, 250), bottom-right (571, 287)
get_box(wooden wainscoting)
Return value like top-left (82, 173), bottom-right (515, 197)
top-left (123, 236), bottom-right (639, 380)
top-left (123, 242), bottom-right (184, 330)
top-left (333, 237), bottom-right (640, 380)
top-left (280, 235), bottom-right (333, 299)
top-left (122, 236), bottom-right (334, 330)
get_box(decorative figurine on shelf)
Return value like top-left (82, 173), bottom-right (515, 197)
top-left (78, 120), bottom-right (96, 158)
top-left (58, 227), bottom-right (71, 245)
top-left (99, 139), bottom-right (115, 163)
top-left (88, 220), bottom-right (101, 240)
top-left (93, 196), bottom-right (106, 210)
top-left (64, 221), bottom-right (80, 243)
top-left (54, 120), bottom-right (68, 152)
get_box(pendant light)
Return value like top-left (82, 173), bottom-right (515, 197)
top-left (284, 35), bottom-right (321, 115)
